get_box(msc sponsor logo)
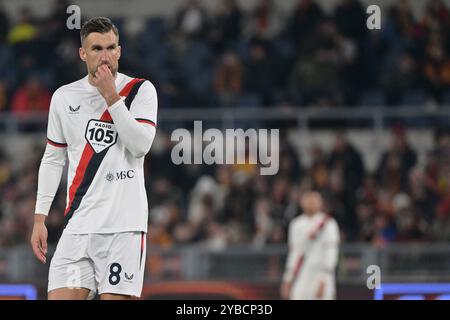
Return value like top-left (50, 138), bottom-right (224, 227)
top-left (105, 170), bottom-right (135, 182)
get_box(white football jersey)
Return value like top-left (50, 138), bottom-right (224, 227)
top-left (283, 212), bottom-right (340, 299)
top-left (46, 73), bottom-right (157, 234)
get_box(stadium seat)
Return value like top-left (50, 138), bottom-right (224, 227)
top-left (178, 40), bottom-right (212, 92)
top-left (145, 17), bottom-right (167, 39)
top-left (401, 90), bottom-right (427, 107)
top-left (358, 90), bottom-right (385, 107)
top-left (272, 38), bottom-right (296, 61)
top-left (236, 94), bottom-right (262, 108)
top-left (442, 90), bottom-right (450, 106)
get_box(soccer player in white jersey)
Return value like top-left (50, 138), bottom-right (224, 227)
top-left (30, 17), bottom-right (157, 300)
top-left (281, 191), bottom-right (340, 300)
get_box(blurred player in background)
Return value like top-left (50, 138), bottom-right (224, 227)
top-left (30, 17), bottom-right (158, 300)
top-left (281, 191), bottom-right (340, 300)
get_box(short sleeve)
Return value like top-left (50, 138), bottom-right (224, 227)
top-left (130, 80), bottom-right (158, 128)
top-left (46, 92), bottom-right (67, 147)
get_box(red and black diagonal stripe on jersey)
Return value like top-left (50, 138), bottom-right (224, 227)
top-left (63, 78), bottom-right (146, 228)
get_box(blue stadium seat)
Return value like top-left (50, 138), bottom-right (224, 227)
top-left (186, 70), bottom-right (212, 94)
top-left (273, 38), bottom-right (296, 61)
top-left (236, 94), bottom-right (262, 108)
top-left (401, 90), bottom-right (427, 106)
top-left (139, 17), bottom-right (168, 54)
top-left (145, 17), bottom-right (167, 38)
top-left (230, 40), bottom-right (249, 60)
top-left (442, 90), bottom-right (450, 106)
top-left (178, 40), bottom-right (212, 90)
top-left (358, 90), bottom-right (385, 107)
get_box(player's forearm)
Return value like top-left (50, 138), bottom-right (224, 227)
top-left (35, 145), bottom-right (66, 215)
top-left (108, 100), bottom-right (156, 158)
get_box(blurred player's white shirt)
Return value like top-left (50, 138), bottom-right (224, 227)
top-left (283, 212), bottom-right (340, 300)
top-left (43, 72), bottom-right (157, 234)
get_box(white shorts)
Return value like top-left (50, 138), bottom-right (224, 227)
top-left (48, 231), bottom-right (146, 299)
top-left (290, 272), bottom-right (336, 300)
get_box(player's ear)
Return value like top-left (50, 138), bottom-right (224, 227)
top-left (79, 47), bottom-right (87, 62)
top-left (117, 45), bottom-right (121, 60)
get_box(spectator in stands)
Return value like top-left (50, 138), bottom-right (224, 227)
top-left (201, 221), bottom-right (229, 250)
top-left (252, 196), bottom-right (275, 246)
top-left (54, 35), bottom-right (85, 86)
top-left (393, 192), bottom-right (429, 242)
top-left (174, 0), bottom-right (209, 39)
top-left (0, 0), bottom-right (450, 251)
top-left (0, 41), bottom-right (17, 91)
top-left (213, 50), bottom-right (244, 106)
top-left (288, 21), bottom-right (343, 106)
top-left (269, 176), bottom-right (291, 227)
top-left (0, 1), bottom-right (9, 43)
top-left (382, 0), bottom-right (419, 75)
top-left (430, 207), bottom-right (450, 241)
top-left (356, 202), bottom-right (376, 241)
top-left (0, 148), bottom-right (13, 219)
top-left (209, 0), bottom-right (243, 52)
top-left (309, 144), bottom-right (330, 194)
top-left (0, 216), bottom-right (19, 246)
top-left (408, 166), bottom-right (436, 222)
top-left (244, 0), bottom-right (285, 41)
top-left (328, 133), bottom-right (364, 239)
top-left (0, 80), bottom-right (8, 112)
top-left (285, 0), bottom-right (325, 51)
top-left (223, 171), bottom-right (255, 240)
top-left (44, 0), bottom-right (74, 44)
top-left (187, 175), bottom-right (223, 226)
top-left (372, 214), bottom-right (396, 247)
top-left (11, 74), bottom-right (51, 114)
top-left (334, 0), bottom-right (367, 41)
top-left (419, 0), bottom-right (450, 37)
top-left (244, 40), bottom-right (274, 106)
top-left (148, 205), bottom-right (176, 248)
top-left (377, 126), bottom-right (417, 191)
top-left (423, 38), bottom-right (450, 104)
top-left (7, 6), bottom-right (38, 45)
top-left (382, 50), bottom-right (422, 105)
top-left (328, 133), bottom-right (364, 193)
top-left (276, 138), bottom-right (302, 181)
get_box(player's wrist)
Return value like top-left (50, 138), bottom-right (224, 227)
top-left (105, 92), bottom-right (121, 107)
top-left (34, 213), bottom-right (47, 225)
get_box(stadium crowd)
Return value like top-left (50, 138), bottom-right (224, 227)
top-left (0, 0), bottom-right (449, 112)
top-left (0, 0), bottom-right (449, 249)
top-left (0, 127), bottom-right (449, 248)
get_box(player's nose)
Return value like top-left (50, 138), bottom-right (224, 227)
top-left (100, 50), bottom-right (109, 62)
